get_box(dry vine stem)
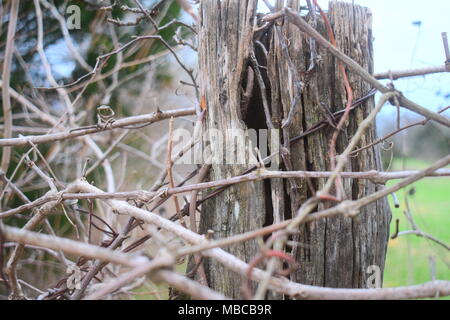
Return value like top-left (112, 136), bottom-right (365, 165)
top-left (2, 167), bottom-right (450, 219)
top-left (3, 161), bottom-right (449, 300)
top-left (0, 108), bottom-right (195, 147)
top-left (1, 0), bottom-right (20, 174)
top-left (1, 225), bottom-right (227, 300)
top-left (76, 160), bottom-right (450, 299)
top-left (266, 8), bottom-right (450, 127)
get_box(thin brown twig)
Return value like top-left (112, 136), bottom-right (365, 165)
top-left (350, 106), bottom-right (450, 156)
top-left (313, 0), bottom-right (354, 199)
top-left (0, 107), bottom-right (195, 147)
top-left (167, 117), bottom-right (185, 228)
top-left (5, 167), bottom-right (450, 220)
top-left (374, 65), bottom-right (449, 80)
top-left (74, 176), bottom-right (450, 299)
top-left (398, 230), bottom-right (449, 251)
top-left (188, 164), bottom-right (210, 286)
top-left (277, 8), bottom-right (450, 127)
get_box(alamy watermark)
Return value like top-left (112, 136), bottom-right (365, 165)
top-left (66, 4), bottom-right (81, 30)
top-left (366, 265), bottom-right (382, 289)
top-left (171, 126), bottom-right (281, 169)
top-left (66, 264), bottom-right (82, 290)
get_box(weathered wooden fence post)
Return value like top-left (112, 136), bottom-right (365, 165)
top-left (276, 1), bottom-right (391, 289)
top-left (195, 0), bottom-right (391, 298)
top-left (195, 0), bottom-right (265, 299)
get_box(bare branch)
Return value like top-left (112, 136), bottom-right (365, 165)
top-left (2, 225), bottom-right (144, 267)
top-left (0, 108), bottom-right (195, 147)
top-left (374, 65), bottom-right (449, 80)
top-left (72, 178), bottom-right (450, 299)
top-left (281, 8), bottom-right (450, 127)
top-left (1, 0), bottom-right (20, 174)
top-left (398, 230), bottom-right (449, 251)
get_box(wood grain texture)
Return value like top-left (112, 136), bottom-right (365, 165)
top-left (195, 1), bottom-right (391, 298)
top-left (267, 1), bottom-right (391, 288)
top-left (196, 0), bottom-right (265, 299)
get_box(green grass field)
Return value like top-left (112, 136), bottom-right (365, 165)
top-left (383, 158), bottom-right (450, 292)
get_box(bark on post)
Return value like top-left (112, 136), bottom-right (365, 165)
top-left (195, 0), bottom-right (391, 298)
top-left (196, 1), bottom-right (264, 299)
top-left (270, 1), bottom-right (392, 289)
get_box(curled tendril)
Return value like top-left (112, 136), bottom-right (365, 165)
top-left (382, 140), bottom-right (395, 172)
top-left (381, 140), bottom-right (394, 151)
top-left (175, 86), bottom-right (186, 96)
